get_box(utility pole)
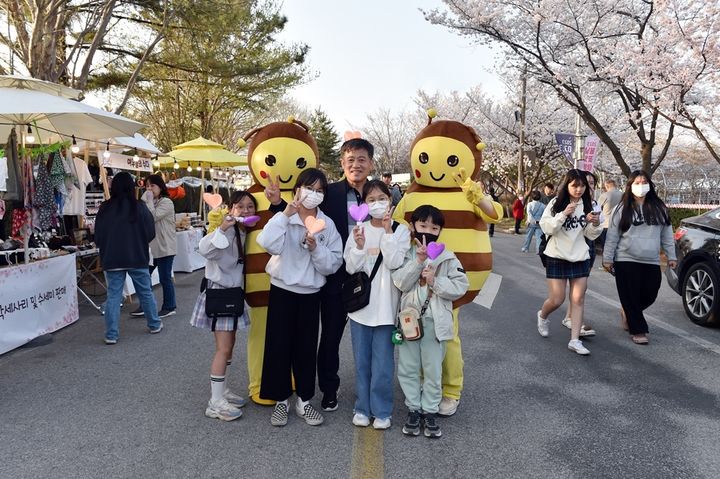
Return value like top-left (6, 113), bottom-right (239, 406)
top-left (573, 112), bottom-right (584, 169)
top-left (518, 65), bottom-right (527, 195)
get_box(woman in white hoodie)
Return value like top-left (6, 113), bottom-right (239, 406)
top-left (536, 169), bottom-right (603, 355)
top-left (256, 168), bottom-right (343, 427)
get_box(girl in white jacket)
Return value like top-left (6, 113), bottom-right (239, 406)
top-left (344, 179), bottom-right (410, 430)
top-left (256, 168), bottom-right (343, 427)
top-left (191, 190), bottom-right (258, 421)
top-left (536, 169), bottom-right (603, 355)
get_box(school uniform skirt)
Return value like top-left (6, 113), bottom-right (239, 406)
top-left (545, 256), bottom-right (591, 279)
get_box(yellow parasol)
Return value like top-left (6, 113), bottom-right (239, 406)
top-left (158, 137), bottom-right (247, 167)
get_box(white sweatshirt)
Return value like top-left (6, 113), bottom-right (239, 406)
top-left (344, 221), bottom-right (411, 327)
top-left (540, 197), bottom-right (603, 262)
top-left (257, 210), bottom-right (343, 294)
top-left (198, 227), bottom-right (245, 289)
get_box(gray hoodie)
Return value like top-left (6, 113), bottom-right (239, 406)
top-left (603, 205), bottom-right (676, 265)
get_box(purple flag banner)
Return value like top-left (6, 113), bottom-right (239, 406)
top-left (555, 133), bottom-right (575, 165)
top-left (581, 135), bottom-right (600, 172)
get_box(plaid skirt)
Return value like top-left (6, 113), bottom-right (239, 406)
top-left (190, 282), bottom-right (250, 332)
top-left (545, 256), bottom-right (591, 279)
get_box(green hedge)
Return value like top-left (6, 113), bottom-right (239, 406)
top-left (669, 208), bottom-right (705, 229)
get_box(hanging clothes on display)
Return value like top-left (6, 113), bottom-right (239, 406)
top-left (32, 153), bottom-right (55, 230)
top-left (4, 130), bottom-right (23, 202)
top-left (62, 156), bottom-right (93, 216)
top-left (48, 151), bottom-right (68, 214)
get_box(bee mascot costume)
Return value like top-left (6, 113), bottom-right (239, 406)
top-left (393, 109), bottom-right (502, 416)
top-left (209, 117), bottom-right (319, 405)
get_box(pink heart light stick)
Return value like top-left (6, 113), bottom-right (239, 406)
top-left (348, 203), bottom-right (369, 225)
top-left (426, 242), bottom-right (445, 260)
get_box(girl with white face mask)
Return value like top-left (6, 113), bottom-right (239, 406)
top-left (256, 168), bottom-right (344, 427)
top-left (602, 170), bottom-right (677, 345)
top-left (343, 179), bottom-right (411, 430)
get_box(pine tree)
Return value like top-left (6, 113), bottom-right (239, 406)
top-left (310, 108), bottom-right (342, 181)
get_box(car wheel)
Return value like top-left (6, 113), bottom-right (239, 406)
top-left (681, 262), bottom-right (720, 326)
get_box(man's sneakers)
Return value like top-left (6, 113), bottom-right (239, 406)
top-left (296, 401), bottom-right (324, 426)
top-left (130, 307), bottom-right (144, 317)
top-left (270, 402), bottom-right (288, 427)
top-left (205, 398), bottom-right (242, 421)
top-left (438, 397), bottom-right (459, 417)
top-left (104, 338), bottom-right (117, 345)
top-left (423, 413), bottom-right (442, 439)
top-left (352, 413), bottom-right (370, 427)
top-left (568, 339), bottom-right (591, 355)
top-left (561, 317), bottom-right (596, 336)
top-left (537, 310), bottom-right (550, 337)
top-left (321, 392), bottom-right (338, 411)
top-left (402, 410), bottom-right (422, 436)
top-left (158, 309), bottom-right (176, 318)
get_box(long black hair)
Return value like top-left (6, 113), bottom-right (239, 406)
top-left (102, 171), bottom-right (139, 223)
top-left (551, 169), bottom-right (593, 215)
top-left (228, 190), bottom-right (258, 264)
top-left (617, 170), bottom-right (669, 233)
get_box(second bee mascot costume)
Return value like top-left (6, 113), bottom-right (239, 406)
top-left (393, 109), bottom-right (502, 416)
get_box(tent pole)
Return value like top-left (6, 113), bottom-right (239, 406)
top-left (199, 166), bottom-right (205, 221)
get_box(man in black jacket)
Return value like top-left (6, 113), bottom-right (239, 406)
top-left (317, 138), bottom-right (374, 410)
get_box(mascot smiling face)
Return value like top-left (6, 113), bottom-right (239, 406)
top-left (409, 110), bottom-right (484, 190)
top-left (241, 117), bottom-right (319, 190)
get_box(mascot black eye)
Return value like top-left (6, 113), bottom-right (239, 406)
top-left (419, 152), bottom-right (429, 164)
top-left (447, 155), bottom-right (459, 167)
top-left (296, 157), bottom-right (307, 168)
top-left (265, 155), bottom-right (276, 167)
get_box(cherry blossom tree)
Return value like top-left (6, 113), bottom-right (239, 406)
top-left (425, 0), bottom-right (720, 175)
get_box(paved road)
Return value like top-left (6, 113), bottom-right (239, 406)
top-left (2, 232), bottom-right (720, 478)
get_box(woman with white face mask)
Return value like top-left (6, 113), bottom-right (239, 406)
top-left (257, 168), bottom-right (343, 427)
top-left (343, 179), bottom-right (410, 430)
top-left (602, 170), bottom-right (677, 345)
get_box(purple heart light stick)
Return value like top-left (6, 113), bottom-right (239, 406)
top-left (348, 203), bottom-right (369, 225)
top-left (426, 242), bottom-right (445, 260)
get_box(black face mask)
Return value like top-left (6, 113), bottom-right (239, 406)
top-left (413, 231), bottom-right (439, 245)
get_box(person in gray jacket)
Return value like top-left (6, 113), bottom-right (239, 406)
top-left (602, 170), bottom-right (677, 345)
top-left (392, 205), bottom-right (469, 439)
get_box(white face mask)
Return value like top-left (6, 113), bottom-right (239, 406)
top-left (368, 200), bottom-right (389, 219)
top-left (301, 190), bottom-right (324, 209)
top-left (631, 183), bottom-right (650, 197)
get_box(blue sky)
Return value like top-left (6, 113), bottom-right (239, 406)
top-left (277, 0), bottom-right (507, 131)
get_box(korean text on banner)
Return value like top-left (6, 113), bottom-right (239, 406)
top-left (0, 254), bottom-right (79, 354)
top-left (581, 136), bottom-right (601, 172)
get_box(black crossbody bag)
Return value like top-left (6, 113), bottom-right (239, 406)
top-left (201, 277), bottom-right (245, 332)
top-left (341, 222), bottom-right (398, 313)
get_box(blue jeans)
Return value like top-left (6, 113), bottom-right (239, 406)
top-left (104, 269), bottom-right (161, 341)
top-left (350, 320), bottom-right (395, 420)
top-left (522, 224), bottom-right (542, 252)
top-left (151, 255), bottom-right (176, 311)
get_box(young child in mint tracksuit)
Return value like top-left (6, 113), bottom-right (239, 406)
top-left (392, 205), bottom-right (469, 439)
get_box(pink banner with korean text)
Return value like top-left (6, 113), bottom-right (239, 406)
top-left (580, 136), bottom-right (601, 172)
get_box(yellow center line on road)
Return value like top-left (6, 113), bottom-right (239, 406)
top-left (350, 426), bottom-right (384, 479)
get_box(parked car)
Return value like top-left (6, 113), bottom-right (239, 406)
top-left (666, 207), bottom-right (720, 326)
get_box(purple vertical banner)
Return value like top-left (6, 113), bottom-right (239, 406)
top-left (555, 133), bottom-right (575, 165)
top-left (581, 136), bottom-right (600, 172)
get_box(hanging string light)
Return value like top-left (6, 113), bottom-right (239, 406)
top-left (186, 163), bottom-right (192, 173)
top-left (25, 125), bottom-right (35, 144)
top-left (173, 158), bottom-right (179, 170)
top-left (209, 164), bottom-right (215, 175)
top-left (152, 155), bottom-right (160, 168)
top-left (132, 149), bottom-right (140, 165)
top-left (103, 142), bottom-right (111, 159)
top-left (195, 162), bottom-right (201, 172)
top-left (71, 135), bottom-right (80, 154)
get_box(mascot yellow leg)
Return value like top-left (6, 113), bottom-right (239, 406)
top-left (247, 306), bottom-right (275, 406)
top-left (441, 308), bottom-right (463, 400)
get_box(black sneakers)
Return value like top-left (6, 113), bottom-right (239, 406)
top-left (402, 410), bottom-right (422, 436)
top-left (321, 392), bottom-right (338, 411)
top-left (423, 413), bottom-right (442, 439)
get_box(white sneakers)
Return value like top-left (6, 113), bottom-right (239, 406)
top-left (352, 413), bottom-right (391, 430)
top-left (438, 397), bottom-right (460, 416)
top-left (568, 339), bottom-right (591, 355)
top-left (561, 317), bottom-right (596, 337)
top-left (537, 311), bottom-right (550, 337)
top-left (205, 398), bottom-right (243, 421)
top-left (352, 413), bottom-right (370, 427)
